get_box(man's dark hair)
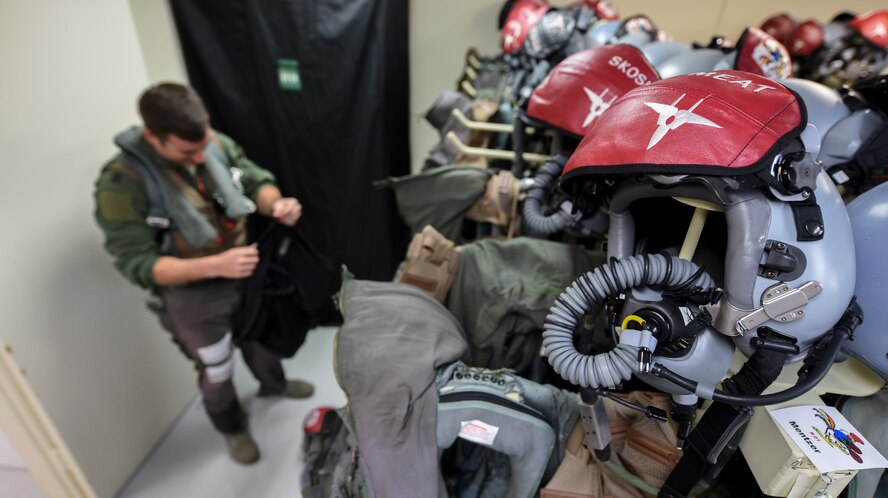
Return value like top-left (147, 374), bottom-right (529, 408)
top-left (138, 83), bottom-right (209, 142)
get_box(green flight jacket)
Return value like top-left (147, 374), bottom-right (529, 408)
top-left (94, 130), bottom-right (276, 289)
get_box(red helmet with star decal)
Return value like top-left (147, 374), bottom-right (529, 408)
top-left (526, 44), bottom-right (661, 137)
top-left (849, 9), bottom-right (888, 49)
top-left (562, 70), bottom-right (805, 181)
top-left (558, 69), bottom-right (858, 374)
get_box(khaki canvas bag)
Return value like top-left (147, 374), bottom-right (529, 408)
top-left (394, 225), bottom-right (462, 303)
top-left (465, 170), bottom-right (521, 238)
top-left (542, 392), bottom-right (683, 498)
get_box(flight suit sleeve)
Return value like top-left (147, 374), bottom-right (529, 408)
top-left (215, 132), bottom-right (278, 201)
top-left (93, 164), bottom-right (162, 289)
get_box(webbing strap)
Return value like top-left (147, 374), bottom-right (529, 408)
top-left (789, 195), bottom-right (824, 242)
top-left (112, 127), bottom-right (178, 231)
top-left (115, 149), bottom-right (171, 230)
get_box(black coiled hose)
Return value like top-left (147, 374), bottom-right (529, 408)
top-left (522, 156), bottom-right (574, 236)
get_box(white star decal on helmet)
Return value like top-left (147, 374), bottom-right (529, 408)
top-left (582, 86), bottom-right (617, 128)
top-left (643, 94), bottom-right (722, 150)
top-left (503, 21), bottom-right (522, 50)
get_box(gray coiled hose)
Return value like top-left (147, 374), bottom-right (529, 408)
top-left (543, 254), bottom-right (716, 388)
top-left (522, 156), bottom-right (574, 235)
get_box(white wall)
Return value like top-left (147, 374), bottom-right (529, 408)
top-left (128, 0), bottom-right (188, 83)
top-left (409, 2), bottom-right (504, 173)
top-left (0, 1), bottom-right (192, 496)
top-left (409, 0), bottom-right (887, 172)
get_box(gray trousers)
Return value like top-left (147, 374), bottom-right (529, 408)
top-left (157, 279), bottom-right (286, 434)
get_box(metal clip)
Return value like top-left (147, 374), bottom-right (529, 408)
top-left (230, 166), bottom-right (244, 192)
top-left (637, 348), bottom-right (653, 374)
top-left (737, 281), bottom-right (822, 334)
top-left (702, 298), bottom-right (751, 337)
top-left (578, 398), bottom-right (612, 451)
top-left (145, 215), bottom-right (171, 229)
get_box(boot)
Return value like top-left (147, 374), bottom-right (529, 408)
top-left (224, 431), bottom-right (260, 464)
top-left (258, 379), bottom-right (315, 399)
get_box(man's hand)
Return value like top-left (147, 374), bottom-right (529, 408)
top-left (152, 244), bottom-right (260, 286)
top-left (256, 185), bottom-right (302, 226)
top-left (270, 197), bottom-right (303, 226)
top-left (212, 244), bottom-right (260, 279)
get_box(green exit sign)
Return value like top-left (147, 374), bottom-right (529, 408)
top-left (278, 59), bottom-right (302, 91)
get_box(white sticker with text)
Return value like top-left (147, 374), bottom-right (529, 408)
top-left (458, 420), bottom-right (500, 446)
top-left (769, 405), bottom-right (888, 472)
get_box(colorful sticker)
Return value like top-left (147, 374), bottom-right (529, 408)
top-left (769, 405), bottom-right (888, 472)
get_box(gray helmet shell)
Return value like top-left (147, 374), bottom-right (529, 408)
top-left (846, 181), bottom-right (888, 380)
top-left (781, 79), bottom-right (851, 157)
top-left (732, 171), bottom-right (856, 360)
top-left (640, 41), bottom-right (691, 67)
top-left (583, 20), bottom-right (620, 48)
top-left (655, 48), bottom-right (726, 78)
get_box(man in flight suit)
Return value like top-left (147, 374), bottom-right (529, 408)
top-left (94, 82), bottom-right (313, 464)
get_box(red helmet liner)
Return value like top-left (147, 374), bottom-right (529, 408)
top-left (563, 70), bottom-right (806, 182)
top-left (501, 0), bottom-right (550, 54)
top-left (760, 13), bottom-right (797, 44)
top-left (527, 45), bottom-right (660, 137)
top-left (735, 27), bottom-right (793, 79)
top-left (788, 21), bottom-right (825, 56)
top-left (571, 0), bottom-right (619, 20)
top-left (849, 9), bottom-right (888, 48)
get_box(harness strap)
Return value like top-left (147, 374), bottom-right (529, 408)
top-left (113, 149), bottom-right (172, 231)
top-left (789, 195), bottom-right (824, 241)
top-left (109, 153), bottom-right (178, 255)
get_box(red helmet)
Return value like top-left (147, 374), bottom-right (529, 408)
top-left (787, 20), bottom-right (824, 56)
top-left (527, 45), bottom-right (660, 137)
top-left (734, 27), bottom-right (793, 79)
top-left (760, 13), bottom-right (797, 44)
top-left (501, 0), bottom-right (550, 54)
top-left (562, 70), bottom-right (804, 183)
top-left (849, 9), bottom-right (888, 49)
top-left (574, 0), bottom-right (619, 21)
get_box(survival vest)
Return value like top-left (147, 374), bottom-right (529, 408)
top-left (107, 126), bottom-right (256, 258)
top-left (300, 361), bottom-right (578, 498)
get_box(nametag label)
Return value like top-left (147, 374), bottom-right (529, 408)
top-left (459, 419), bottom-right (499, 446)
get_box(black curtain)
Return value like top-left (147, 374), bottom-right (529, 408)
top-left (170, 0), bottom-right (410, 282)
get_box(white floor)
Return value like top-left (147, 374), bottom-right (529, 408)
top-left (118, 326), bottom-right (346, 498)
top-left (0, 468), bottom-right (44, 498)
top-left (0, 405), bottom-right (46, 498)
